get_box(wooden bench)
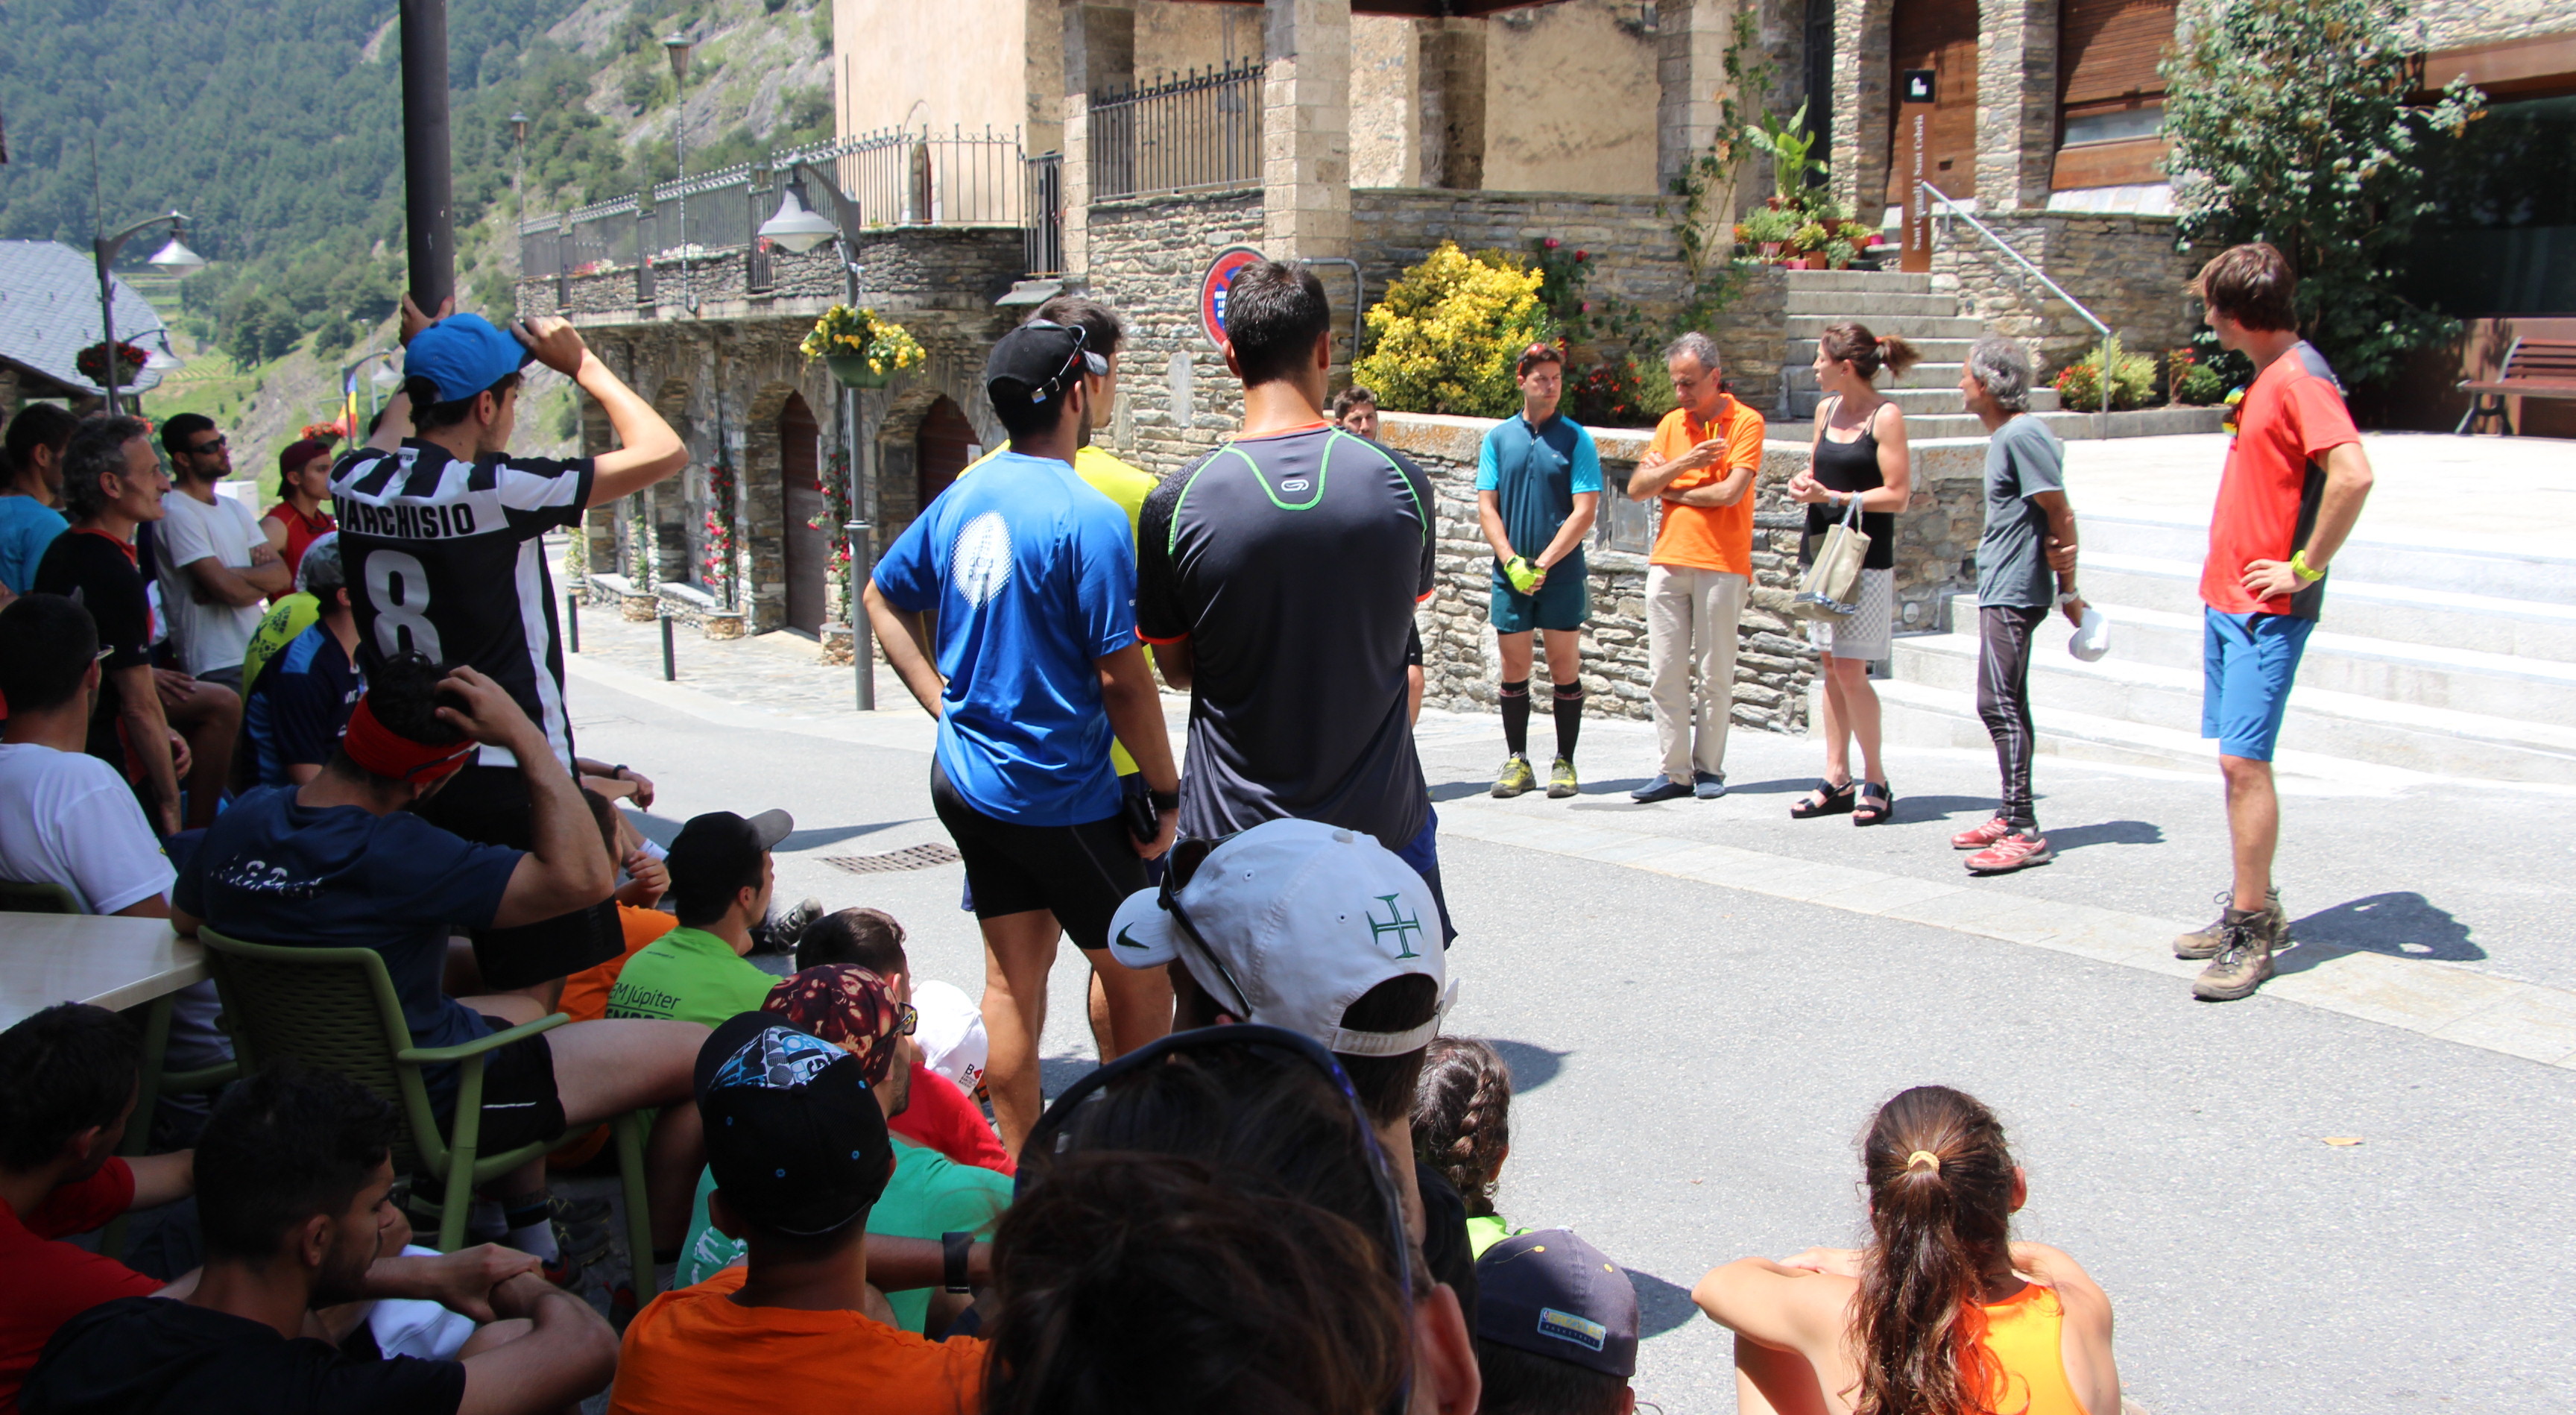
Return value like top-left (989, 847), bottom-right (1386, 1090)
top-left (2457, 336), bottom-right (2576, 435)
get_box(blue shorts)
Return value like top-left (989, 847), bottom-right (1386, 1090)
top-left (1490, 561), bottom-right (1588, 635)
top-left (1389, 809), bottom-right (1457, 948)
top-left (2201, 609), bottom-right (2314, 761)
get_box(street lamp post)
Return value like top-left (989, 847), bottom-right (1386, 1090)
top-left (92, 211), bottom-right (206, 418)
top-left (662, 34), bottom-right (695, 311)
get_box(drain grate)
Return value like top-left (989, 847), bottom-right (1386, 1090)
top-left (823, 842), bottom-right (962, 874)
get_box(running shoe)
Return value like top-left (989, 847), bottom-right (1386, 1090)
top-left (751, 895), bottom-right (825, 956)
top-left (1963, 833), bottom-right (2053, 874)
top-left (2193, 911), bottom-right (2283, 1000)
top-left (1951, 817), bottom-right (2014, 851)
top-left (1491, 755), bottom-right (1538, 798)
top-left (2174, 887), bottom-right (2283, 959)
top-left (1547, 758), bottom-right (1579, 798)
top-left (1629, 773), bottom-right (1691, 803)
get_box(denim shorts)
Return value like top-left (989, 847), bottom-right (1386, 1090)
top-left (2201, 608), bottom-right (2315, 761)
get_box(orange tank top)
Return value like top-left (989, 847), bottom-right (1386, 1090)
top-left (1973, 1282), bottom-right (2088, 1415)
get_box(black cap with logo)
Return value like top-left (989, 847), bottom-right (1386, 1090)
top-left (1474, 1229), bottom-right (1641, 1380)
top-left (693, 1012), bottom-right (895, 1237)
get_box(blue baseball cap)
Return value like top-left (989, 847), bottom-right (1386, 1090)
top-left (402, 312), bottom-right (534, 404)
top-left (1475, 1229), bottom-right (1640, 1379)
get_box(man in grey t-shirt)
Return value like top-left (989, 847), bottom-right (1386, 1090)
top-left (1954, 338), bottom-right (2086, 874)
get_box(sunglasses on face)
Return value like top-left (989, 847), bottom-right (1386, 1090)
top-left (186, 438), bottom-right (227, 456)
top-left (897, 1001), bottom-right (918, 1036)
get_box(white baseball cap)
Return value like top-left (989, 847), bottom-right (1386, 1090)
top-left (1106, 818), bottom-right (1445, 1057)
top-left (911, 979), bottom-right (988, 1094)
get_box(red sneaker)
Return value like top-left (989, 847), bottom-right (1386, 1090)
top-left (1965, 833), bottom-right (2053, 874)
top-left (1951, 817), bottom-right (2014, 851)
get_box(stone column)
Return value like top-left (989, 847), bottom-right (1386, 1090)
top-left (1061, 0), bottom-right (1137, 277)
top-left (1829, 0), bottom-right (1894, 225)
top-left (1974, 0), bottom-right (2057, 213)
top-left (1655, 0), bottom-right (1729, 192)
top-left (1263, 0), bottom-right (1354, 265)
top-left (1415, 17), bottom-right (1486, 190)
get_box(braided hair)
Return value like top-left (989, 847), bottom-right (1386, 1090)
top-left (1409, 1036), bottom-right (1513, 1218)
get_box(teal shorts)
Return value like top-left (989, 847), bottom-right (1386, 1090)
top-left (1489, 559), bottom-right (1589, 634)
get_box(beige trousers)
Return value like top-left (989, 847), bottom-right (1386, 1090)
top-left (1647, 564), bottom-right (1747, 779)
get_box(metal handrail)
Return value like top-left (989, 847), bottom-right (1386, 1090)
top-left (1920, 183), bottom-right (2111, 439)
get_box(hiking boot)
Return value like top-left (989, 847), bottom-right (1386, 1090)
top-left (1951, 817), bottom-right (2015, 851)
top-left (1693, 770), bottom-right (1729, 799)
top-left (2175, 888), bottom-right (2283, 959)
top-left (1964, 833), bottom-right (2053, 874)
top-left (1547, 758), bottom-right (1579, 798)
top-left (1629, 773), bottom-right (1691, 804)
top-left (1491, 755), bottom-right (1538, 798)
top-left (2192, 910), bottom-right (2282, 1001)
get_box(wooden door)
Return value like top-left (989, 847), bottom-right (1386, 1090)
top-left (781, 394), bottom-right (827, 634)
top-left (1887, 0), bottom-right (1980, 205)
top-left (915, 396), bottom-right (978, 510)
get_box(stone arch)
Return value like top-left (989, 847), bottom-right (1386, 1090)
top-left (739, 376), bottom-right (804, 633)
top-left (645, 376), bottom-right (694, 587)
top-left (864, 347), bottom-right (996, 547)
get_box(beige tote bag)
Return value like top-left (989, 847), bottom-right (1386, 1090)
top-left (1791, 492), bottom-right (1870, 622)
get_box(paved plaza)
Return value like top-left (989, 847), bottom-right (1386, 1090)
top-left (557, 471), bottom-right (2576, 1413)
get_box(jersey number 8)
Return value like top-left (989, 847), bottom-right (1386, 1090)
top-left (365, 549), bottom-right (444, 663)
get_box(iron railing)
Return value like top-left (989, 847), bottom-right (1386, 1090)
top-left (789, 127), bottom-right (1030, 230)
top-left (1920, 183), bottom-right (2112, 441)
top-left (1090, 62), bottom-right (1263, 200)
top-left (1025, 151), bottom-right (1064, 277)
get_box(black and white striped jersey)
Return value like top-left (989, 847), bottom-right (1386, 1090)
top-left (328, 440), bottom-right (595, 769)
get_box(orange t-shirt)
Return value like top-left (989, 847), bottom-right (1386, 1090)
top-left (559, 905), bottom-right (681, 1024)
top-left (2200, 341), bottom-right (2358, 619)
top-left (606, 1265), bottom-right (986, 1415)
top-left (1644, 395), bottom-right (1766, 576)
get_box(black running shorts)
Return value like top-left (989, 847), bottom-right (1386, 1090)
top-left (929, 760), bottom-right (1146, 953)
top-left (411, 765), bottom-right (623, 991)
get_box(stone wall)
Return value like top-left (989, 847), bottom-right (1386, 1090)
top-left (1351, 189), bottom-right (1793, 412)
top-left (1379, 409), bottom-right (1988, 733)
top-left (1084, 187), bottom-right (1268, 476)
top-left (2416, 0), bottom-right (2576, 48)
top-left (1930, 211), bottom-right (2200, 377)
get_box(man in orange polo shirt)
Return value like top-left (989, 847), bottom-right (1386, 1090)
top-left (1625, 333), bottom-right (1767, 802)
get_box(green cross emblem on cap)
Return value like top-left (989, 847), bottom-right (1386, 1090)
top-left (1366, 894), bottom-right (1425, 959)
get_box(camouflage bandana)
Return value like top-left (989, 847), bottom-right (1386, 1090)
top-left (763, 964), bottom-right (903, 1085)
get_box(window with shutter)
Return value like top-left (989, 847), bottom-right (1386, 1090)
top-left (2059, 0), bottom-right (2178, 113)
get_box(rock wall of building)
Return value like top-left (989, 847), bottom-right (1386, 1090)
top-left (1084, 187), bottom-right (1268, 476)
top-left (2416, 0), bottom-right (2576, 48)
top-left (1930, 212), bottom-right (2200, 377)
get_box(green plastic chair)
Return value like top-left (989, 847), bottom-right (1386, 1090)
top-left (198, 927), bottom-right (657, 1301)
top-left (0, 878), bottom-right (81, 913)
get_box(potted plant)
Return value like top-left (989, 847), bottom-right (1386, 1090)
top-left (1792, 221), bottom-right (1832, 269)
top-left (1740, 207), bottom-right (1798, 261)
top-left (800, 305), bottom-right (926, 388)
top-left (75, 340), bottom-right (150, 388)
top-left (1743, 101), bottom-right (1831, 207)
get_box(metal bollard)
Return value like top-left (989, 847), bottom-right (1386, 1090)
top-left (845, 520), bottom-right (875, 711)
top-left (565, 593), bottom-right (580, 653)
top-left (660, 614), bottom-right (676, 681)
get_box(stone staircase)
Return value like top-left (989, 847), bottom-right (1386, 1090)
top-left (1776, 269), bottom-right (2224, 441)
top-left (1875, 514), bottom-right (2576, 784)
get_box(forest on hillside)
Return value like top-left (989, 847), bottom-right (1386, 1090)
top-left (0, 0), bottom-right (832, 366)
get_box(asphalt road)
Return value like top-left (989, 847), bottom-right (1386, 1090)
top-left (566, 666), bottom-right (2576, 1415)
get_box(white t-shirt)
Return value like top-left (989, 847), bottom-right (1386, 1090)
top-left (154, 485), bottom-right (270, 675)
top-left (0, 742), bottom-right (175, 913)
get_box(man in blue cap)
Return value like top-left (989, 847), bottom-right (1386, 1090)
top-left (1475, 1229), bottom-right (1642, 1415)
top-left (331, 297), bottom-right (687, 1001)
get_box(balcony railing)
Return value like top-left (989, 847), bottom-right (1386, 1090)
top-left (1090, 62), bottom-right (1263, 200)
top-left (520, 127), bottom-right (1039, 305)
top-left (1025, 152), bottom-right (1064, 277)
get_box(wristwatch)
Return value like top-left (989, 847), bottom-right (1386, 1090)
top-left (611, 763), bottom-right (631, 781)
top-left (1147, 787), bottom-right (1179, 813)
top-left (941, 1232), bottom-right (974, 1293)
top-left (2289, 550), bottom-right (2326, 582)
top-left (2056, 590), bottom-right (2082, 607)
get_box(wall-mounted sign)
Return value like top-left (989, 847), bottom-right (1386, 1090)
top-left (1199, 245), bottom-right (1267, 349)
top-left (1898, 69), bottom-right (1937, 274)
top-left (1902, 67), bottom-right (1936, 104)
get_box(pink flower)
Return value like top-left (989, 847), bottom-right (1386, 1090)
top-left (1543, 237), bottom-right (1560, 249)
top-left (1579, 301), bottom-right (1592, 313)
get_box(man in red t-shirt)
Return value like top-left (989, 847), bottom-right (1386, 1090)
top-left (0, 1003), bottom-right (194, 1413)
top-left (2182, 243), bottom-right (2375, 1002)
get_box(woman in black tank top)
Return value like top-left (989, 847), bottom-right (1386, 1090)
top-left (1788, 323), bottom-right (1916, 826)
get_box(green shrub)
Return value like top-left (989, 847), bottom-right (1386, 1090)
top-left (1352, 243), bottom-right (1555, 419)
top-left (2053, 335), bottom-right (2156, 412)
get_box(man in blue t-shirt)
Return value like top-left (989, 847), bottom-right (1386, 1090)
top-left (1474, 343), bottom-right (1602, 801)
top-left (239, 533), bottom-right (364, 788)
top-left (173, 652), bottom-right (710, 1274)
top-left (0, 404), bottom-right (78, 597)
top-left (862, 320), bottom-right (1181, 1153)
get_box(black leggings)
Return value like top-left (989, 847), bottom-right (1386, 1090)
top-left (1976, 605), bottom-right (2051, 831)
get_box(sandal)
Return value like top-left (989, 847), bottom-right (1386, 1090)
top-left (1853, 781), bottom-right (1895, 826)
top-left (1790, 778), bottom-right (1857, 819)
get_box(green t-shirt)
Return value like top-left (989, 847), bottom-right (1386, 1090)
top-left (1466, 1213), bottom-right (1528, 1258)
top-left (603, 926), bottom-right (775, 1024)
top-left (675, 1135), bottom-right (1012, 1332)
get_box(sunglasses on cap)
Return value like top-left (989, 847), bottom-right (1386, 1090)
top-left (1151, 834), bottom-right (1254, 1020)
top-left (1015, 1023), bottom-right (1418, 1411)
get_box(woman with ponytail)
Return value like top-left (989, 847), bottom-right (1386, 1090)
top-left (1788, 323), bottom-right (1917, 827)
top-left (1691, 1085), bottom-right (2121, 1415)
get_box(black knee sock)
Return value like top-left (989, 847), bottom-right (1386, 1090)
top-left (1553, 684), bottom-right (1585, 763)
top-left (1500, 679), bottom-right (1531, 757)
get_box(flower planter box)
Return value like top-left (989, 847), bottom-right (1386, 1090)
top-left (701, 611), bottom-right (747, 641)
top-left (826, 354), bottom-right (892, 389)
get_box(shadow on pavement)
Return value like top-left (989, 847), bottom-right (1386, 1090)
top-left (1626, 1267), bottom-right (1704, 1339)
top-left (2279, 892), bottom-right (2484, 972)
top-left (1432, 780), bottom-right (1490, 803)
top-left (1482, 1039), bottom-right (1568, 1094)
top-left (2045, 819), bottom-right (2165, 853)
top-left (778, 819), bottom-right (926, 851)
